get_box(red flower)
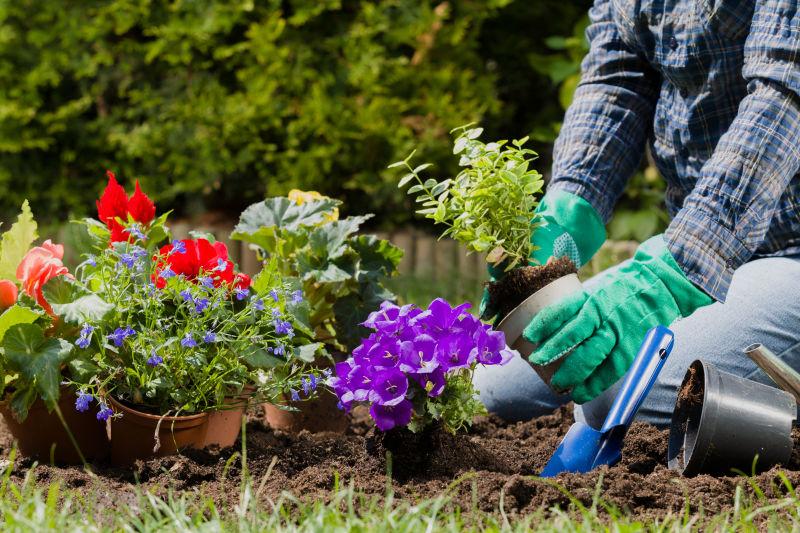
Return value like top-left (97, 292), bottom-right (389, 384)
top-left (153, 238), bottom-right (251, 291)
top-left (16, 240), bottom-right (71, 317)
top-left (96, 170), bottom-right (156, 242)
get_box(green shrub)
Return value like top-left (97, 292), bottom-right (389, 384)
top-left (0, 0), bottom-right (589, 224)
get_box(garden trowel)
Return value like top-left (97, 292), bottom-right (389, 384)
top-left (540, 325), bottom-right (675, 477)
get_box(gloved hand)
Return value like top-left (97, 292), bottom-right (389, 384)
top-left (524, 235), bottom-right (714, 403)
top-left (479, 189), bottom-right (606, 321)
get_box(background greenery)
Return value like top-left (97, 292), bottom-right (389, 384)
top-left (0, 0), bottom-right (670, 237)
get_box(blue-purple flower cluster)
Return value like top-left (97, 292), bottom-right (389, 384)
top-left (328, 298), bottom-right (513, 431)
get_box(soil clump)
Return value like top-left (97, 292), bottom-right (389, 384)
top-left (487, 257), bottom-right (577, 318)
top-left (3, 403), bottom-right (799, 522)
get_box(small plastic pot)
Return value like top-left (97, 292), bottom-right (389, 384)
top-left (264, 389), bottom-right (348, 434)
top-left (668, 360), bottom-right (796, 476)
top-left (496, 273), bottom-right (583, 385)
top-left (108, 397), bottom-right (208, 466)
top-left (0, 387), bottom-right (110, 465)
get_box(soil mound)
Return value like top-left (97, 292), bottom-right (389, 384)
top-left (487, 257), bottom-right (577, 318)
top-left (4, 404), bottom-right (799, 520)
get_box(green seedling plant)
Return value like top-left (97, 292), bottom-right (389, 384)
top-left (393, 125), bottom-right (544, 270)
top-left (231, 193), bottom-right (403, 353)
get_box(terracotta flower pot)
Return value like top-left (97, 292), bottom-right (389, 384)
top-left (200, 390), bottom-right (252, 449)
top-left (496, 273), bottom-right (583, 385)
top-left (0, 387), bottom-right (110, 465)
top-left (264, 388), bottom-right (348, 433)
top-left (108, 397), bottom-right (209, 466)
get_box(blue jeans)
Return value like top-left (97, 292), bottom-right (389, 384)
top-left (473, 255), bottom-right (800, 428)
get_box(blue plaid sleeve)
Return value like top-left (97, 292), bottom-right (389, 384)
top-left (665, 0), bottom-right (800, 302)
top-left (548, 0), bottom-right (660, 222)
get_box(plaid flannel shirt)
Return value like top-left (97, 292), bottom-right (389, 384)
top-left (550, 0), bottom-right (800, 302)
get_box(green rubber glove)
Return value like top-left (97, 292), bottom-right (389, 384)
top-left (479, 189), bottom-right (606, 321)
top-left (523, 235), bottom-right (714, 403)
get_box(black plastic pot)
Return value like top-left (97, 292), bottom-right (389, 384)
top-left (668, 360), bottom-right (796, 476)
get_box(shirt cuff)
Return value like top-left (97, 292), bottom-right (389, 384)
top-left (664, 208), bottom-right (753, 302)
top-left (546, 177), bottom-right (616, 223)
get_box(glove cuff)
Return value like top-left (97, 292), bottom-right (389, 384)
top-left (532, 189), bottom-right (606, 267)
top-left (635, 235), bottom-right (714, 316)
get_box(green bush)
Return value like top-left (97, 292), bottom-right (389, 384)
top-left (0, 0), bottom-right (589, 224)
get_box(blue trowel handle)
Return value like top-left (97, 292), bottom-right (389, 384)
top-left (599, 326), bottom-right (675, 433)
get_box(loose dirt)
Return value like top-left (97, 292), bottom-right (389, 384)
top-left (487, 257), bottom-right (577, 318)
top-left (4, 404), bottom-right (800, 521)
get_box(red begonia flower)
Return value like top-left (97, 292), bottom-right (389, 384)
top-left (0, 280), bottom-right (18, 310)
top-left (16, 240), bottom-right (71, 316)
top-left (153, 238), bottom-right (247, 291)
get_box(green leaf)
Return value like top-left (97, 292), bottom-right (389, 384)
top-left (42, 277), bottom-right (113, 325)
top-left (349, 235), bottom-right (403, 278)
top-left (0, 200), bottom-right (38, 281)
top-left (306, 215), bottom-right (372, 260)
top-left (0, 305), bottom-right (40, 343)
top-left (3, 323), bottom-right (73, 409)
top-left (292, 342), bottom-right (322, 363)
top-left (333, 281), bottom-right (395, 351)
top-left (242, 346), bottom-right (284, 370)
top-left (398, 174), bottom-right (415, 188)
top-left (231, 197), bottom-right (341, 250)
top-left (67, 357), bottom-right (100, 383)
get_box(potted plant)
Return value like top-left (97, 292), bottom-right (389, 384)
top-left (0, 202), bottom-right (109, 464)
top-left (393, 125), bottom-right (583, 383)
top-left (328, 298), bottom-right (512, 477)
top-left (231, 190), bottom-right (402, 432)
top-left (61, 174), bottom-right (324, 464)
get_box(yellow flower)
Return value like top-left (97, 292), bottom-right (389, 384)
top-left (287, 189), bottom-right (338, 222)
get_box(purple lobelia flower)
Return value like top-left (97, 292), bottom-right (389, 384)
top-left (171, 240), bottom-right (187, 254)
top-left (76, 324), bottom-right (94, 349)
top-left (96, 403), bottom-right (113, 422)
top-left (86, 255), bottom-right (97, 267)
top-left (290, 389), bottom-right (301, 402)
top-left (181, 333), bottom-right (197, 348)
top-left (234, 287), bottom-right (249, 301)
top-left (147, 349), bottom-right (163, 366)
top-left (124, 225), bottom-right (147, 241)
top-left (253, 298), bottom-right (265, 311)
top-left (268, 289), bottom-right (279, 302)
top-left (75, 391), bottom-right (93, 412)
top-left (108, 326), bottom-right (135, 347)
top-left (194, 297), bottom-right (210, 314)
top-left (159, 266), bottom-right (177, 280)
top-left (273, 319), bottom-right (293, 336)
top-left (203, 331), bottom-right (217, 343)
top-left (290, 290), bottom-right (303, 304)
top-left (369, 399), bottom-right (413, 431)
top-left (367, 368), bottom-right (408, 406)
top-left (198, 276), bottom-right (215, 290)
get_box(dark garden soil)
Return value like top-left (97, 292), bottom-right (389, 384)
top-left (3, 404), bottom-right (800, 522)
top-left (487, 257), bottom-right (577, 318)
